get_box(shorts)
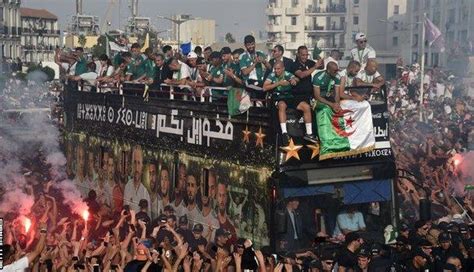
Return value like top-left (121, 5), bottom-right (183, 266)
top-left (274, 96), bottom-right (310, 109)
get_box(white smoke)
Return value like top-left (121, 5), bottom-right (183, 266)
top-left (0, 76), bottom-right (87, 220)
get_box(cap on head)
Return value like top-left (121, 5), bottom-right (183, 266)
top-left (215, 228), bottom-right (231, 238)
top-left (438, 232), bottom-right (451, 242)
top-left (355, 32), bottom-right (366, 41)
top-left (358, 248), bottom-right (371, 257)
top-left (179, 215), bottom-right (188, 225)
top-left (192, 223), bottom-right (204, 233)
top-left (187, 52), bottom-right (198, 59)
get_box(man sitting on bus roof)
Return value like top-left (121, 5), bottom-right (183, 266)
top-left (263, 61), bottom-right (318, 145)
top-left (337, 60), bottom-right (364, 102)
top-left (354, 59), bottom-right (385, 92)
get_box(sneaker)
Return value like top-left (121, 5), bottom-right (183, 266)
top-left (281, 133), bottom-right (290, 145)
top-left (304, 134), bottom-right (318, 144)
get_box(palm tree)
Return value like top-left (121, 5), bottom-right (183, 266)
top-left (78, 34), bottom-right (87, 48)
top-left (225, 32), bottom-right (236, 44)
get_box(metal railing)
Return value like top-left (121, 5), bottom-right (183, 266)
top-left (79, 81), bottom-right (267, 107)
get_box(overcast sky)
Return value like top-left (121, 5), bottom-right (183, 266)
top-left (21, 0), bottom-right (266, 41)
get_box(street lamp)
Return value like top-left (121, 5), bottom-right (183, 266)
top-left (156, 15), bottom-right (193, 48)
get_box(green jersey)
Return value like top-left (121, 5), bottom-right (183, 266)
top-left (222, 61), bottom-right (241, 87)
top-left (209, 64), bottom-right (226, 98)
top-left (113, 53), bottom-right (123, 67)
top-left (74, 56), bottom-right (88, 75)
top-left (127, 54), bottom-right (147, 79)
top-left (239, 50), bottom-right (266, 84)
top-left (142, 58), bottom-right (155, 78)
top-left (265, 71), bottom-right (295, 99)
top-left (312, 71), bottom-right (340, 98)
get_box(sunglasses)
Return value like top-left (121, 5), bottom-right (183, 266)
top-left (359, 40), bottom-right (367, 44)
top-left (323, 260), bottom-right (334, 265)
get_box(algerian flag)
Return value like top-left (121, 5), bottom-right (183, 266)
top-left (106, 34), bottom-right (128, 52)
top-left (315, 99), bottom-right (375, 160)
top-left (227, 87), bottom-right (251, 116)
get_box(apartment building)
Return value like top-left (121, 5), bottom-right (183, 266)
top-left (20, 7), bottom-right (59, 63)
top-left (0, 0), bottom-right (21, 59)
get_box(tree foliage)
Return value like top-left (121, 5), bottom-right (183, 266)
top-left (225, 32), bottom-right (236, 43)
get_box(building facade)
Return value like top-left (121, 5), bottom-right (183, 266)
top-left (406, 0), bottom-right (474, 71)
top-left (266, 0), bottom-right (346, 57)
top-left (265, 0), bottom-right (406, 77)
top-left (20, 7), bottom-right (59, 63)
top-left (0, 0), bottom-right (22, 59)
top-left (171, 15), bottom-right (216, 46)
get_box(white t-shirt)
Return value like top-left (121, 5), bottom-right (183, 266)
top-left (350, 45), bottom-right (376, 69)
top-left (423, 74), bottom-right (431, 85)
top-left (337, 69), bottom-right (355, 88)
top-left (185, 205), bottom-right (203, 228)
top-left (408, 71), bottom-right (417, 85)
top-left (356, 70), bottom-right (381, 84)
top-left (3, 256), bottom-right (29, 272)
top-left (201, 210), bottom-right (219, 242)
top-left (123, 180), bottom-right (151, 215)
top-left (79, 72), bottom-right (98, 85)
top-left (95, 61), bottom-right (115, 77)
top-left (172, 61), bottom-right (191, 81)
top-left (436, 83), bottom-right (446, 97)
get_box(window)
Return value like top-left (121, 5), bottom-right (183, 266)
top-left (291, 33), bottom-right (296, 42)
top-left (353, 0), bottom-right (360, 5)
top-left (353, 16), bottom-right (359, 25)
top-left (413, 34), bottom-right (418, 47)
top-left (392, 37), bottom-right (398, 46)
top-left (291, 16), bottom-right (297, 25)
top-left (431, 53), bottom-right (439, 66)
top-left (393, 21), bottom-right (399, 30)
top-left (291, 0), bottom-right (298, 7)
top-left (394, 5), bottom-right (399, 15)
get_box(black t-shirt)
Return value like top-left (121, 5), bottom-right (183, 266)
top-left (336, 247), bottom-right (358, 268)
top-left (291, 59), bottom-right (316, 98)
top-left (152, 65), bottom-right (171, 88)
top-left (188, 236), bottom-right (208, 252)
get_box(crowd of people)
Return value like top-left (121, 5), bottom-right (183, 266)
top-left (1, 30), bottom-right (473, 271)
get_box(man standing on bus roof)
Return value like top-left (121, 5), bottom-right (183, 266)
top-left (263, 61), bottom-right (318, 145)
top-left (350, 32), bottom-right (376, 69)
top-left (240, 35), bottom-right (270, 104)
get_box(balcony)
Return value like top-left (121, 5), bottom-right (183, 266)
top-left (305, 24), bottom-right (345, 34)
top-left (266, 6), bottom-right (283, 16)
top-left (266, 24), bottom-right (283, 33)
top-left (285, 42), bottom-right (300, 50)
top-left (22, 44), bottom-right (55, 51)
top-left (285, 25), bottom-right (300, 32)
top-left (285, 7), bottom-right (301, 15)
top-left (21, 28), bottom-right (60, 36)
top-left (305, 5), bottom-right (346, 15)
top-left (310, 42), bottom-right (345, 51)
